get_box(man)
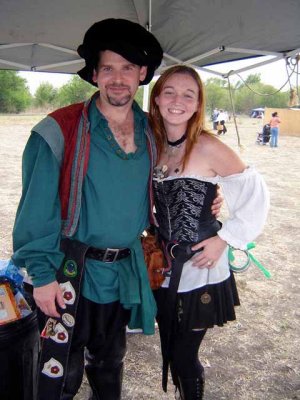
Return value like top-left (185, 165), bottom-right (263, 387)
top-left (212, 108), bottom-right (219, 130)
top-left (12, 19), bottom-right (221, 400)
top-left (216, 109), bottom-right (228, 135)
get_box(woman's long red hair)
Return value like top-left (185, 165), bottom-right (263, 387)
top-left (149, 65), bottom-right (210, 170)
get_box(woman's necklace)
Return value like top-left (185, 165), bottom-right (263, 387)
top-left (167, 132), bottom-right (187, 147)
top-left (158, 132), bottom-right (187, 176)
top-left (166, 132), bottom-right (187, 156)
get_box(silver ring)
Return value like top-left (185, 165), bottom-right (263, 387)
top-left (207, 260), bottom-right (213, 266)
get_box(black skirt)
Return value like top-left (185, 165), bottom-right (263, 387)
top-left (154, 272), bottom-right (240, 332)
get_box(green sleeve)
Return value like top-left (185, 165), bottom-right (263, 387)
top-left (12, 132), bottom-right (65, 287)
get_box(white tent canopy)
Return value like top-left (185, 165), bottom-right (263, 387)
top-left (1, 0), bottom-right (300, 78)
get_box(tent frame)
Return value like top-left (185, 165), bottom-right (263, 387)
top-left (1, 0), bottom-right (299, 107)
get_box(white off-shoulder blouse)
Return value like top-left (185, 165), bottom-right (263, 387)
top-left (159, 166), bottom-right (270, 292)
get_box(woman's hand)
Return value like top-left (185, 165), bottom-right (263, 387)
top-left (211, 185), bottom-right (223, 218)
top-left (191, 235), bottom-right (227, 268)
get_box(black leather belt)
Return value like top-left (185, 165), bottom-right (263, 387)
top-left (86, 246), bottom-right (131, 263)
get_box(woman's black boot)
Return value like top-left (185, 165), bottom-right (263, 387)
top-left (178, 373), bottom-right (205, 400)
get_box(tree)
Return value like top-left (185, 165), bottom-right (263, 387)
top-left (244, 73), bottom-right (262, 85)
top-left (34, 82), bottom-right (57, 108)
top-left (135, 87), bottom-right (144, 108)
top-left (204, 78), bottom-right (230, 113)
top-left (234, 82), bottom-right (289, 113)
top-left (56, 75), bottom-right (97, 107)
top-left (134, 81), bottom-right (155, 110)
top-left (54, 76), bottom-right (155, 110)
top-left (0, 70), bottom-right (32, 113)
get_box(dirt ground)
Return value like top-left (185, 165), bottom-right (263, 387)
top-left (0, 115), bottom-right (299, 400)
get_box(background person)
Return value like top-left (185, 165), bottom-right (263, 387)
top-left (148, 65), bottom-right (269, 400)
top-left (269, 111), bottom-right (281, 147)
top-left (216, 109), bottom-right (227, 134)
top-left (212, 108), bottom-right (219, 130)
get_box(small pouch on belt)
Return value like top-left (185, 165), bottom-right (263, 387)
top-left (141, 231), bottom-right (168, 290)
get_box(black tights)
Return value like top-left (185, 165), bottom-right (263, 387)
top-left (169, 329), bottom-right (206, 385)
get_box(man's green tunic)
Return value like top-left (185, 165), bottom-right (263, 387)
top-left (12, 98), bottom-right (156, 334)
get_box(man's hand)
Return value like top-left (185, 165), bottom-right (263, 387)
top-left (211, 185), bottom-right (223, 218)
top-left (33, 281), bottom-right (66, 318)
top-left (191, 236), bottom-right (227, 268)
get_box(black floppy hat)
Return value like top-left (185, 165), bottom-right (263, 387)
top-left (77, 18), bottom-right (163, 86)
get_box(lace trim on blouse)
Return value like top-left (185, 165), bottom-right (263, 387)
top-left (153, 165), bottom-right (255, 184)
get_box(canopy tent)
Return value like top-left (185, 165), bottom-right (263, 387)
top-left (250, 108), bottom-right (264, 118)
top-left (1, 0), bottom-right (300, 80)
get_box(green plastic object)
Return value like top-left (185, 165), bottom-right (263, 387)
top-left (228, 242), bottom-right (271, 278)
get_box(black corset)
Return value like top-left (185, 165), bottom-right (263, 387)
top-left (153, 177), bottom-right (220, 243)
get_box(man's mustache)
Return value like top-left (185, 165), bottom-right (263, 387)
top-left (106, 84), bottom-right (130, 90)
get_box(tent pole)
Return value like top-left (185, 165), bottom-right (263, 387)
top-left (163, 52), bottom-right (224, 77)
top-left (142, 84), bottom-right (150, 112)
top-left (0, 58), bottom-right (29, 70)
top-left (225, 47), bottom-right (282, 57)
top-left (148, 0), bottom-right (152, 32)
top-left (184, 47), bottom-right (225, 65)
top-left (227, 75), bottom-right (242, 149)
top-left (35, 59), bottom-right (82, 71)
top-left (225, 55), bottom-right (283, 76)
top-left (141, 0), bottom-right (151, 112)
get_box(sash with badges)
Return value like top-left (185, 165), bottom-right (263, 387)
top-left (37, 239), bottom-right (89, 400)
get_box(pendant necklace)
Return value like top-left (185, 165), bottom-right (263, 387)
top-left (200, 269), bottom-right (212, 304)
top-left (166, 132), bottom-right (187, 159)
top-left (164, 132), bottom-right (187, 173)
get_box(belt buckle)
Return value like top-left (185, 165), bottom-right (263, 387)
top-left (103, 248), bottom-right (119, 263)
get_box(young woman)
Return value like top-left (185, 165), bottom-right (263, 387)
top-left (148, 65), bottom-right (269, 400)
top-left (269, 111), bottom-right (281, 147)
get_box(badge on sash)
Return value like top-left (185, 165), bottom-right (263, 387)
top-left (59, 281), bottom-right (76, 305)
top-left (63, 259), bottom-right (78, 278)
top-left (50, 323), bottom-right (69, 344)
top-left (62, 313), bottom-right (75, 328)
top-left (42, 358), bottom-right (64, 378)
